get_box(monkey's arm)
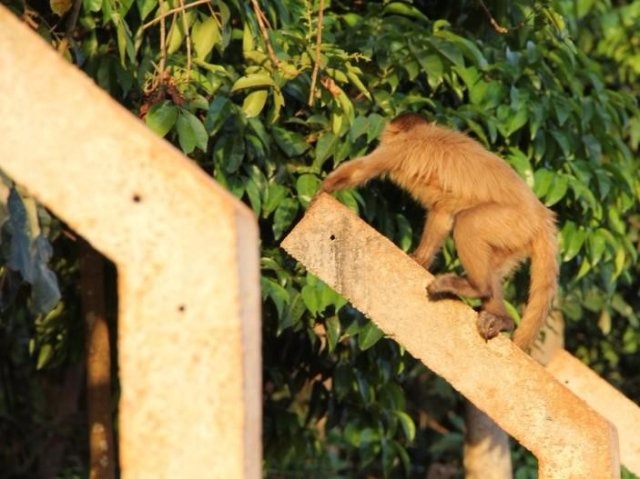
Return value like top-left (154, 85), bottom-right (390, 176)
top-left (321, 148), bottom-right (394, 193)
top-left (411, 209), bottom-right (454, 269)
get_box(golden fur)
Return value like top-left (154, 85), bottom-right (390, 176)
top-left (321, 113), bottom-right (558, 351)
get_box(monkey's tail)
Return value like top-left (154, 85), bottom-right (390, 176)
top-left (513, 211), bottom-right (558, 351)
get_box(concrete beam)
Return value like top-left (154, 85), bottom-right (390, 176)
top-left (548, 349), bottom-right (640, 476)
top-left (0, 8), bottom-right (260, 478)
top-left (282, 194), bottom-right (619, 478)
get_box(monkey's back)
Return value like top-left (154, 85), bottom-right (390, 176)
top-left (387, 121), bottom-right (542, 216)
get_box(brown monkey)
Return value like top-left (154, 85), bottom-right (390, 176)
top-left (320, 113), bottom-right (558, 351)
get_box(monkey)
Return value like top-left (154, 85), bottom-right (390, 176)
top-left (320, 113), bottom-right (558, 351)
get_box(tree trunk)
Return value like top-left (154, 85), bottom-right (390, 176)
top-left (79, 240), bottom-right (115, 479)
top-left (464, 402), bottom-right (512, 479)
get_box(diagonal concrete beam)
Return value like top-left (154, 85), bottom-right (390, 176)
top-left (548, 349), bottom-right (640, 476)
top-left (282, 194), bottom-right (619, 479)
top-left (0, 8), bottom-right (260, 478)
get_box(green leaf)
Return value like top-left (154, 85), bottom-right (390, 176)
top-left (296, 174), bottom-right (321, 207)
top-left (383, 1), bottom-right (429, 22)
top-left (244, 181), bottom-right (261, 216)
top-left (272, 127), bottom-right (309, 157)
top-left (270, 89), bottom-right (284, 124)
top-left (279, 292), bottom-right (306, 333)
top-left (314, 132), bottom-right (338, 169)
top-left (114, 17), bottom-right (135, 63)
top-left (192, 17), bottom-right (221, 59)
top-left (177, 110), bottom-right (208, 154)
top-left (588, 230), bottom-right (607, 266)
top-left (166, 17), bottom-right (185, 54)
top-left (553, 95), bottom-right (574, 126)
top-left (503, 106), bottom-right (528, 137)
top-left (395, 214), bottom-right (413, 252)
top-left (346, 65), bottom-right (371, 100)
top-left (273, 198), bottom-right (299, 240)
top-left (349, 116), bottom-right (369, 142)
top-left (242, 22), bottom-right (254, 52)
top-left (533, 169), bottom-right (555, 199)
top-left (335, 88), bottom-right (355, 123)
top-left (213, 133), bottom-right (245, 173)
top-left (231, 73), bottom-right (275, 92)
top-left (136, 0), bottom-right (156, 20)
top-left (205, 96), bottom-right (233, 135)
top-left (454, 65), bottom-right (481, 91)
top-left (146, 101), bottom-right (178, 137)
top-left (325, 316), bottom-right (341, 353)
top-left (576, 0), bottom-right (596, 18)
top-left (446, 31), bottom-right (488, 67)
top-left (84, 0), bottom-right (101, 12)
top-left (245, 165), bottom-right (266, 214)
top-left (545, 175), bottom-right (569, 206)
top-left (551, 130), bottom-right (572, 157)
top-left (214, 168), bottom-right (244, 199)
top-left (261, 277), bottom-right (289, 317)
top-left (561, 221), bottom-right (585, 261)
top-left (36, 343), bottom-right (54, 370)
top-left (480, 81), bottom-right (505, 109)
top-left (263, 183), bottom-right (288, 217)
top-left (569, 181), bottom-right (600, 216)
top-left (395, 411), bottom-right (416, 442)
top-left (242, 89), bottom-right (268, 118)
top-left (301, 284), bottom-right (320, 315)
top-left (506, 148), bottom-right (534, 186)
top-left (359, 322), bottom-right (384, 350)
top-left (428, 37), bottom-right (464, 67)
top-left (367, 114), bottom-right (386, 143)
top-left (409, 41), bottom-right (444, 89)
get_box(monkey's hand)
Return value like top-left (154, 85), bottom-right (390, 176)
top-left (476, 311), bottom-right (515, 342)
top-left (320, 171), bottom-right (348, 193)
top-left (310, 177), bottom-right (337, 207)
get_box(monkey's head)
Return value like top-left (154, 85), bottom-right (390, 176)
top-left (381, 113), bottom-right (429, 144)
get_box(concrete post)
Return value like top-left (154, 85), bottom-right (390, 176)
top-left (0, 8), bottom-right (261, 478)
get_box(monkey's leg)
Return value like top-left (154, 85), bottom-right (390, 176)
top-left (427, 206), bottom-right (491, 299)
top-left (448, 207), bottom-right (515, 340)
top-left (411, 209), bottom-right (453, 269)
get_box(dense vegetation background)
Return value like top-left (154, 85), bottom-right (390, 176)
top-left (1, 0), bottom-right (639, 477)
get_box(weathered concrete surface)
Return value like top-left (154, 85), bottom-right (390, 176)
top-left (548, 349), bottom-right (640, 476)
top-left (282, 194), bottom-right (619, 479)
top-left (0, 8), bottom-right (260, 478)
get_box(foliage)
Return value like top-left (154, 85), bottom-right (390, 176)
top-left (1, 0), bottom-right (639, 477)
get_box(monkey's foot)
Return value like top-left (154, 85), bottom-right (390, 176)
top-left (409, 252), bottom-right (429, 269)
top-left (427, 273), bottom-right (479, 299)
top-left (476, 311), bottom-right (515, 341)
